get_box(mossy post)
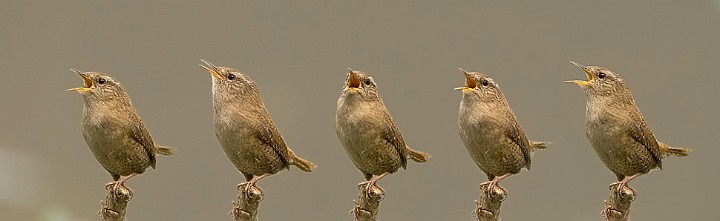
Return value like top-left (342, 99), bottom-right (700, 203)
top-left (231, 183), bottom-right (264, 221)
top-left (474, 183), bottom-right (506, 221)
top-left (352, 183), bottom-right (384, 221)
top-left (99, 185), bottom-right (131, 221)
top-left (602, 184), bottom-right (636, 221)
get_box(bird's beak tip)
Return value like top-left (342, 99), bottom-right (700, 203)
top-left (569, 60), bottom-right (587, 69)
top-left (565, 80), bottom-right (590, 87)
top-left (199, 60), bottom-right (223, 79)
top-left (68, 70), bottom-right (94, 93)
top-left (569, 60), bottom-right (594, 83)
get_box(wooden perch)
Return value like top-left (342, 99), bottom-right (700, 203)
top-left (602, 184), bottom-right (636, 221)
top-left (474, 183), bottom-right (507, 221)
top-left (99, 185), bottom-right (132, 221)
top-left (352, 183), bottom-right (385, 221)
top-left (232, 183), bottom-right (264, 221)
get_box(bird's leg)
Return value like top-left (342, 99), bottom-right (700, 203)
top-left (485, 173), bottom-right (511, 195)
top-left (359, 172), bottom-right (390, 196)
top-left (239, 173), bottom-right (270, 196)
top-left (243, 173), bottom-right (254, 182)
top-left (610, 173), bottom-right (641, 192)
top-left (105, 173), bottom-right (137, 198)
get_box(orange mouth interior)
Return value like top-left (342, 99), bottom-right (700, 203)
top-left (82, 75), bottom-right (93, 88)
top-left (348, 72), bottom-right (361, 88)
top-left (464, 73), bottom-right (477, 88)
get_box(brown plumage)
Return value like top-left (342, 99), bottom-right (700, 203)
top-left (68, 70), bottom-right (174, 194)
top-left (567, 61), bottom-right (690, 191)
top-left (455, 69), bottom-right (548, 191)
top-left (200, 60), bottom-right (316, 193)
top-left (336, 68), bottom-right (431, 193)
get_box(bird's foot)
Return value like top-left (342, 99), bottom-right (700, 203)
top-left (358, 181), bottom-right (384, 198)
top-left (611, 173), bottom-right (641, 195)
top-left (481, 181), bottom-right (498, 195)
top-left (238, 182), bottom-right (262, 198)
top-left (244, 182), bottom-right (255, 196)
top-left (104, 181), bottom-right (122, 197)
top-left (105, 181), bottom-right (115, 190)
top-left (479, 181), bottom-right (491, 189)
top-left (609, 181), bottom-right (632, 194)
top-left (105, 181), bottom-right (133, 199)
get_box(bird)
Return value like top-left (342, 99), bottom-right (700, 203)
top-left (455, 68), bottom-right (548, 192)
top-left (68, 69), bottom-right (174, 195)
top-left (199, 60), bottom-right (316, 193)
top-left (336, 68), bottom-right (431, 194)
top-left (566, 61), bottom-right (690, 191)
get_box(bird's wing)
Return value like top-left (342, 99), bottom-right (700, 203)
top-left (258, 123), bottom-right (291, 168)
top-left (629, 121), bottom-right (663, 169)
top-left (130, 121), bottom-right (157, 169)
top-left (508, 122), bottom-right (532, 170)
top-left (383, 122), bottom-right (408, 169)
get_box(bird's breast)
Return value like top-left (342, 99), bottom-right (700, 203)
top-left (213, 109), bottom-right (256, 136)
top-left (459, 102), bottom-right (505, 130)
top-left (81, 106), bottom-right (129, 133)
top-left (336, 99), bottom-right (388, 149)
top-left (337, 109), bottom-right (378, 138)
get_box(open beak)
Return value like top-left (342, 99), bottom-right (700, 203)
top-left (199, 59), bottom-right (223, 79)
top-left (344, 68), bottom-right (361, 91)
top-left (565, 61), bottom-right (594, 86)
top-left (454, 68), bottom-right (477, 91)
top-left (66, 69), bottom-right (93, 93)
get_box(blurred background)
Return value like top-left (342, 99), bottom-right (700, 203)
top-left (1, 1), bottom-right (718, 220)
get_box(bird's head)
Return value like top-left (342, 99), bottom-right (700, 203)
top-left (199, 59), bottom-right (258, 96)
top-left (67, 70), bottom-right (127, 101)
top-left (454, 68), bottom-right (504, 102)
top-left (566, 61), bottom-right (630, 97)
top-left (342, 68), bottom-right (380, 101)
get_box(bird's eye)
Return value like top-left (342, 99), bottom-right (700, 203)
top-left (98, 78), bottom-right (106, 84)
top-left (481, 79), bottom-right (489, 86)
top-left (364, 79), bottom-right (372, 85)
top-left (227, 73), bottom-right (236, 80)
top-left (598, 72), bottom-right (606, 79)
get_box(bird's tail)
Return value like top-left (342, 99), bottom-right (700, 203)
top-left (156, 145), bottom-right (175, 155)
top-left (288, 149), bottom-right (317, 172)
top-left (407, 147), bottom-right (431, 163)
top-left (530, 141), bottom-right (550, 151)
top-left (659, 142), bottom-right (690, 157)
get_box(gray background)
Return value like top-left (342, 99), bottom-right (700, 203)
top-left (1, 1), bottom-right (718, 220)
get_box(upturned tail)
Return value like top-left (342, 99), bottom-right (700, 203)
top-left (407, 147), bottom-right (431, 163)
top-left (530, 141), bottom-right (550, 151)
top-left (288, 149), bottom-right (317, 172)
top-left (659, 142), bottom-right (690, 157)
top-left (156, 145), bottom-right (175, 155)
